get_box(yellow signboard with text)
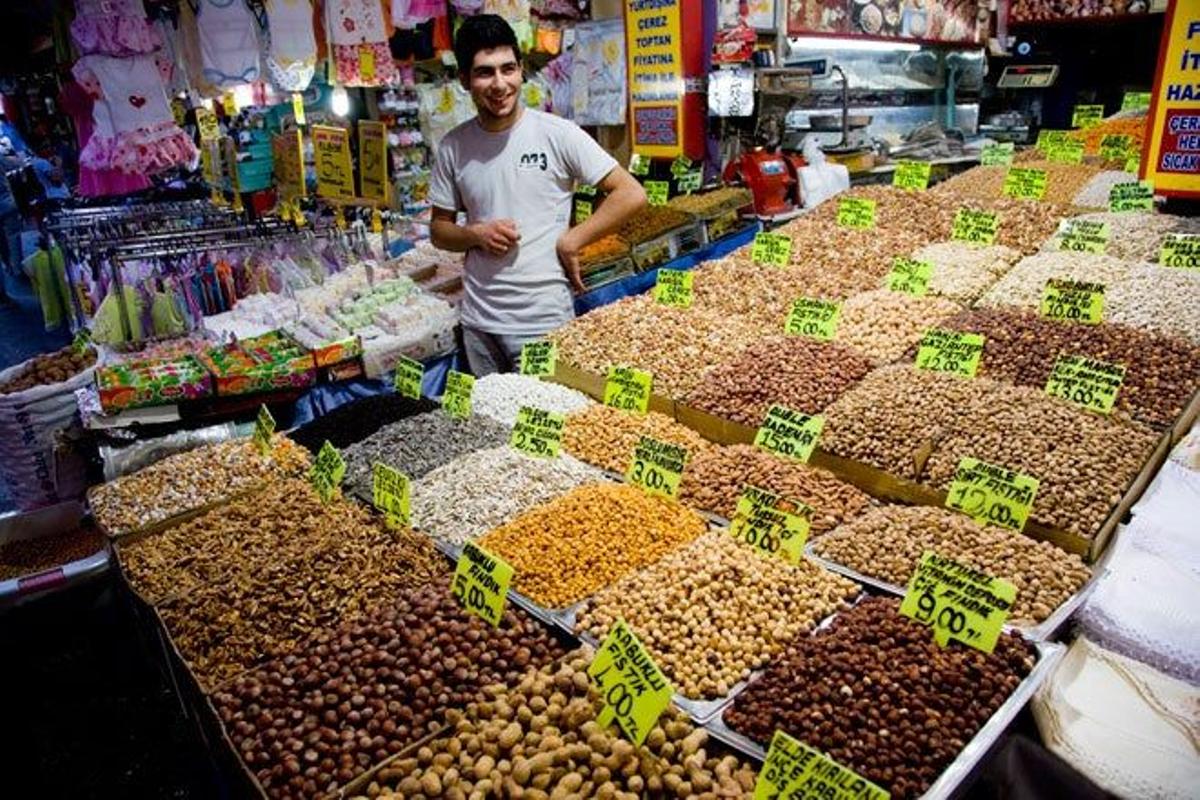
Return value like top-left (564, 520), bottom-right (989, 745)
top-left (358, 120), bottom-right (389, 203)
top-left (312, 124), bottom-right (355, 200)
top-left (1142, 0), bottom-right (1200, 197)
top-left (624, 0), bottom-right (684, 159)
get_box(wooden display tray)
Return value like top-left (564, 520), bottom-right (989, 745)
top-left (551, 362), bottom-right (1174, 563)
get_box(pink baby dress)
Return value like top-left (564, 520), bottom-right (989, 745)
top-left (59, 80), bottom-right (152, 197)
top-left (73, 54), bottom-right (198, 176)
top-left (196, 0), bottom-right (262, 90)
top-left (265, 0), bottom-right (318, 91)
top-left (327, 0), bottom-right (399, 87)
top-left (70, 0), bottom-right (161, 56)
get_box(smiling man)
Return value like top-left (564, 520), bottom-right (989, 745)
top-left (429, 14), bottom-right (647, 376)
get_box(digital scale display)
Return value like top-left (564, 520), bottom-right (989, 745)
top-left (997, 64), bottom-right (1060, 89)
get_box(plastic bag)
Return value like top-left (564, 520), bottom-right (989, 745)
top-left (799, 136), bottom-right (850, 210)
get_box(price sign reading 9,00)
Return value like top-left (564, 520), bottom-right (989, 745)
top-left (899, 551), bottom-right (1017, 654)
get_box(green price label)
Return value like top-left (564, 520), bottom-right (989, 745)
top-left (1121, 91), bottom-right (1151, 111)
top-left (730, 485), bottom-right (811, 566)
top-left (626, 435), bottom-right (687, 500)
top-left (603, 366), bottom-right (653, 414)
top-left (945, 456), bottom-right (1039, 533)
top-left (754, 406), bottom-right (824, 464)
top-left (784, 297), bottom-right (840, 341)
top-left (308, 440), bottom-right (346, 503)
top-left (1003, 167), bottom-right (1048, 201)
top-left (751, 232), bottom-right (793, 267)
top-left (588, 619), bottom-right (673, 746)
top-left (509, 406), bottom-right (565, 459)
top-left (915, 329), bottom-right (985, 378)
top-left (836, 197), bottom-right (877, 229)
top-left (980, 142), bottom-right (1015, 166)
top-left (886, 257), bottom-right (933, 296)
top-left (646, 180), bottom-right (670, 206)
top-left (72, 328), bottom-right (91, 355)
top-left (1036, 129), bottom-right (1069, 152)
top-left (892, 160), bottom-right (931, 191)
top-left (756, 732), bottom-right (891, 800)
top-left (442, 370), bottom-right (475, 419)
top-left (629, 153), bottom-right (650, 176)
top-left (1125, 155), bottom-right (1141, 174)
top-left (574, 199), bottom-right (593, 224)
top-left (899, 551), bottom-right (1017, 654)
top-left (577, 183), bottom-right (598, 196)
top-left (670, 154), bottom-right (693, 178)
top-left (1160, 233), bottom-right (1200, 269)
top-left (1040, 279), bottom-right (1105, 324)
top-left (519, 341), bottom-right (557, 377)
top-left (1109, 180), bottom-right (1154, 212)
top-left (654, 268), bottom-right (694, 308)
top-left (393, 356), bottom-right (424, 400)
top-left (1047, 139), bottom-right (1085, 164)
top-left (1099, 134), bottom-right (1133, 161)
top-left (1045, 354), bottom-right (1126, 415)
top-left (372, 462), bottom-right (411, 527)
top-left (677, 169), bottom-right (702, 194)
top-left (951, 208), bottom-right (999, 245)
top-left (451, 541), bottom-right (514, 628)
top-left (1056, 220), bottom-right (1110, 254)
top-left (1071, 104), bottom-right (1105, 129)
top-left (755, 731), bottom-right (820, 800)
top-left (253, 405), bottom-right (276, 457)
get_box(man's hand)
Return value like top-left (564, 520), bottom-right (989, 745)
top-left (556, 229), bottom-right (586, 294)
top-left (469, 219), bottom-right (520, 256)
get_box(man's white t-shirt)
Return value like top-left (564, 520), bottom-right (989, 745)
top-left (428, 109), bottom-right (618, 335)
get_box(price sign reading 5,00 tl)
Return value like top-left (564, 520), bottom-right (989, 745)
top-left (451, 541), bottom-right (514, 628)
top-left (588, 619), bottom-right (673, 746)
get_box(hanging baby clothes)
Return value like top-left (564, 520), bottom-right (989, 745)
top-left (196, 0), bottom-right (262, 90)
top-left (391, 0), bottom-right (445, 26)
top-left (265, 0), bottom-right (318, 92)
top-left (70, 0), bottom-right (161, 56)
top-left (327, 0), bottom-right (400, 86)
top-left (73, 54), bottom-right (198, 176)
top-left (59, 80), bottom-right (152, 197)
top-left (22, 245), bottom-right (72, 332)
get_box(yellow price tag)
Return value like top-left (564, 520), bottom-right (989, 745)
top-left (221, 91), bottom-right (238, 116)
top-left (1044, 354), bottom-right (1125, 415)
top-left (756, 731), bottom-right (890, 800)
top-left (886, 257), bottom-right (933, 296)
top-left (980, 142), bottom-right (1014, 166)
top-left (393, 356), bottom-right (424, 400)
top-left (784, 298), bottom-right (840, 341)
top-left (730, 485), bottom-right (811, 565)
top-left (574, 199), bottom-right (593, 224)
top-left (751, 232), bottom-right (793, 267)
top-left (253, 405), bottom-right (275, 457)
top-left (836, 197), bottom-right (876, 229)
top-left (1109, 181), bottom-right (1154, 212)
top-left (1040, 279), bottom-right (1105, 325)
top-left (1056, 220), bottom-right (1110, 253)
top-left (308, 441), bottom-right (346, 504)
top-left (510, 406), bottom-right (565, 459)
top-left (372, 462), bottom-right (411, 527)
top-left (645, 180), bottom-right (670, 206)
top-left (371, 208), bottom-right (383, 233)
top-left (519, 341), bottom-right (557, 378)
top-left (900, 551), bottom-right (1017, 653)
top-left (359, 45), bottom-right (376, 82)
top-left (625, 435), bottom-right (687, 500)
top-left (291, 92), bottom-right (306, 125)
top-left (1160, 233), bottom-right (1200, 269)
top-left (1047, 139), bottom-right (1085, 164)
top-left (754, 406), bottom-right (824, 464)
top-left (1003, 167), bottom-right (1048, 201)
top-left (654, 268), bottom-right (693, 308)
top-left (442, 370), bottom-right (474, 419)
top-left (451, 542), bottom-right (514, 627)
top-left (951, 208), bottom-right (999, 245)
top-left (603, 366), bottom-right (652, 414)
top-left (915, 329), bottom-right (985, 377)
top-left (588, 620), bottom-right (673, 746)
top-left (892, 161), bottom-right (931, 191)
top-left (1071, 104), bottom-right (1105, 129)
top-left (945, 456), bottom-right (1039, 533)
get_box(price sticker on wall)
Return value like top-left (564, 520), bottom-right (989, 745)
top-left (1099, 134), bottom-right (1133, 161)
top-left (731, 485), bottom-right (811, 566)
top-left (574, 199), bottom-right (593, 224)
top-left (836, 197), bottom-right (877, 229)
top-left (784, 298), bottom-right (840, 341)
top-left (1003, 168), bottom-right (1048, 201)
top-left (626, 436), bottom-right (687, 500)
top-left (1055, 219), bottom-right (1110, 253)
top-left (1108, 180), bottom-right (1154, 212)
top-left (980, 142), bottom-right (1015, 166)
top-left (1160, 233), bottom-right (1200, 269)
top-left (309, 440), bottom-right (346, 503)
top-left (1044, 354), bottom-right (1126, 415)
top-left (510, 406), bottom-right (565, 459)
top-left (442, 370), bottom-right (475, 419)
top-left (253, 405), bottom-right (276, 456)
top-left (604, 366), bottom-right (653, 414)
top-left (914, 329), bottom-right (985, 378)
top-left (1071, 104), bottom-right (1105, 129)
top-left (519, 341), bottom-right (557, 377)
top-left (886, 257), bottom-right (933, 296)
top-left (451, 541), bottom-right (514, 628)
top-left (751, 232), bottom-right (793, 266)
top-left (645, 180), bottom-right (670, 206)
top-left (945, 456), bottom-right (1039, 533)
top-left (393, 356), bottom-right (424, 399)
top-left (1040, 279), bottom-right (1105, 324)
top-left (951, 208), bottom-right (999, 245)
top-left (1121, 91), bottom-right (1151, 111)
top-left (654, 268), bottom-right (694, 308)
top-left (754, 406), bottom-right (824, 464)
top-left (372, 462), bottom-right (411, 527)
top-left (588, 620), bottom-right (673, 746)
top-left (892, 160), bottom-right (931, 191)
top-left (899, 552), bottom-right (1017, 654)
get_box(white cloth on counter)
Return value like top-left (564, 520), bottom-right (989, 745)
top-left (1131, 458), bottom-right (1200, 539)
top-left (1033, 636), bottom-right (1200, 800)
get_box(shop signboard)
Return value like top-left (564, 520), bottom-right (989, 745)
top-left (358, 120), bottom-right (389, 203)
top-left (1141, 0), bottom-right (1200, 197)
top-left (624, 0), bottom-right (685, 158)
top-left (272, 129), bottom-right (305, 201)
top-left (312, 124), bottom-right (355, 199)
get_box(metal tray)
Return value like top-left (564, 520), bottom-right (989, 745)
top-left (0, 501), bottom-right (110, 605)
top-left (705, 636), bottom-right (1065, 800)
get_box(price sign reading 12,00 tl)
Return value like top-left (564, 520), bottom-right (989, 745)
top-left (754, 406), bottom-right (824, 464)
top-left (588, 620), bottom-right (673, 746)
top-left (604, 366), bottom-right (653, 414)
top-left (914, 329), bottom-right (985, 378)
top-left (899, 551), bottom-right (1017, 654)
top-left (945, 456), bottom-right (1040, 533)
top-left (452, 541), bottom-right (514, 628)
top-left (626, 436), bottom-right (687, 500)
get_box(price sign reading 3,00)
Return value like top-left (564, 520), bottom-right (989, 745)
top-left (945, 456), bottom-right (1040, 533)
top-left (588, 620), bottom-right (673, 746)
top-left (626, 436), bottom-right (688, 500)
top-left (451, 541), bottom-right (514, 628)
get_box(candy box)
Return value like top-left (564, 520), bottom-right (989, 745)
top-left (96, 356), bottom-right (213, 412)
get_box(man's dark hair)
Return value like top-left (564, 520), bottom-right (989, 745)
top-left (453, 14), bottom-right (520, 73)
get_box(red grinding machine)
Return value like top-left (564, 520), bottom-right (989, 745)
top-left (721, 149), bottom-right (807, 217)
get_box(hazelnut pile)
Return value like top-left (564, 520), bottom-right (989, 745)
top-left (812, 505), bottom-right (1092, 624)
top-left (120, 479), bottom-right (447, 687)
top-left (563, 404), bottom-right (714, 475)
top-left (724, 596), bottom-right (1037, 800)
top-left (351, 650), bottom-right (760, 800)
top-left (835, 289), bottom-right (964, 365)
top-left (90, 435), bottom-right (311, 537)
top-left (476, 483), bottom-right (708, 609)
top-left (577, 531), bottom-right (860, 699)
top-left (678, 444), bottom-right (875, 536)
top-left (926, 306), bottom-right (1200, 429)
top-left (213, 585), bottom-right (565, 799)
top-left (683, 336), bottom-right (875, 426)
top-left (0, 343), bottom-right (96, 394)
